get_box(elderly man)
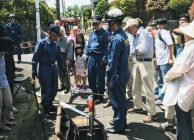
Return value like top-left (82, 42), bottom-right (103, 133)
top-left (106, 8), bottom-right (130, 133)
top-left (32, 24), bottom-right (61, 118)
top-left (125, 18), bottom-right (157, 123)
top-left (87, 15), bottom-right (110, 104)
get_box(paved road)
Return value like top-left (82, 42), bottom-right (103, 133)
top-left (2, 54), bottom-right (176, 140)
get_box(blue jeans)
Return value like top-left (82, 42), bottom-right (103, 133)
top-left (156, 64), bottom-right (171, 101)
top-left (175, 104), bottom-right (194, 140)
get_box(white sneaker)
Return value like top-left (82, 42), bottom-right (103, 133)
top-left (12, 106), bottom-right (19, 114)
top-left (155, 99), bottom-right (162, 105)
top-left (9, 111), bottom-right (15, 120)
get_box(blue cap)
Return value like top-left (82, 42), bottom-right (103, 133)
top-left (49, 24), bottom-right (61, 36)
top-left (92, 15), bottom-right (102, 23)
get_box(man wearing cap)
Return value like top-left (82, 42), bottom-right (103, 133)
top-left (32, 24), bottom-right (61, 117)
top-left (125, 18), bottom-right (157, 123)
top-left (163, 21), bottom-right (194, 140)
top-left (5, 14), bottom-right (22, 63)
top-left (106, 8), bottom-right (129, 133)
top-left (87, 15), bottom-right (110, 104)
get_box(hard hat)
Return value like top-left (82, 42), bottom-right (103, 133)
top-left (107, 8), bottom-right (123, 22)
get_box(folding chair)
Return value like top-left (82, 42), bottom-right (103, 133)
top-left (13, 75), bottom-right (31, 100)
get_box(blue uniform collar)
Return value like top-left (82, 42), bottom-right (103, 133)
top-left (113, 28), bottom-right (123, 36)
top-left (95, 27), bottom-right (104, 33)
top-left (46, 37), bottom-right (57, 44)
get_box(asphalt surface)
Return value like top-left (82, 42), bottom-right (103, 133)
top-left (1, 54), bottom-right (177, 140)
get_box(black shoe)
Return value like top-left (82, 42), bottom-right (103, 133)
top-left (58, 86), bottom-right (65, 92)
top-left (44, 113), bottom-right (50, 119)
top-left (103, 102), bottom-right (111, 108)
top-left (64, 89), bottom-right (70, 94)
top-left (94, 99), bottom-right (103, 105)
top-left (106, 128), bottom-right (125, 134)
top-left (157, 122), bottom-right (175, 132)
top-left (49, 105), bottom-right (57, 112)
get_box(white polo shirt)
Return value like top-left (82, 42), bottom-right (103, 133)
top-left (154, 29), bottom-right (173, 65)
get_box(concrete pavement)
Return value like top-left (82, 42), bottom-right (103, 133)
top-left (1, 54), bottom-right (176, 140)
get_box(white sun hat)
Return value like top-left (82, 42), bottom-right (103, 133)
top-left (179, 20), bottom-right (194, 38)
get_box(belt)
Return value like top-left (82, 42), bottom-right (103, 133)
top-left (137, 58), bottom-right (152, 61)
top-left (90, 51), bottom-right (103, 56)
top-left (40, 63), bottom-right (56, 66)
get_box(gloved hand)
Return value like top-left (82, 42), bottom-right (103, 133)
top-left (32, 72), bottom-right (38, 80)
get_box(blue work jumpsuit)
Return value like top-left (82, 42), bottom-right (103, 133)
top-left (107, 28), bottom-right (130, 131)
top-left (5, 23), bottom-right (21, 62)
top-left (87, 28), bottom-right (110, 100)
top-left (32, 38), bottom-right (60, 110)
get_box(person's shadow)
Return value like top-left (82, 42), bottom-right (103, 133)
top-left (120, 122), bottom-right (172, 140)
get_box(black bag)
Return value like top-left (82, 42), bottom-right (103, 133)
top-left (158, 29), bottom-right (177, 57)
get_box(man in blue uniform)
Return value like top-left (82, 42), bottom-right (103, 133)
top-left (32, 24), bottom-right (61, 117)
top-left (106, 8), bottom-right (130, 133)
top-left (87, 15), bottom-right (110, 104)
top-left (5, 14), bottom-right (21, 63)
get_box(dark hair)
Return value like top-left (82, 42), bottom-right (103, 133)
top-left (156, 18), bottom-right (167, 25)
top-left (76, 33), bottom-right (85, 48)
top-left (179, 14), bottom-right (190, 22)
top-left (75, 33), bottom-right (85, 57)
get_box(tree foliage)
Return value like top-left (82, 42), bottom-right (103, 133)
top-left (0, 0), bottom-right (56, 41)
top-left (0, 1), bottom-right (12, 24)
top-left (146, 0), bottom-right (168, 12)
top-left (14, 0), bottom-right (55, 25)
top-left (83, 7), bottom-right (92, 29)
top-left (167, 0), bottom-right (191, 18)
top-left (109, 0), bottom-right (137, 16)
top-left (64, 5), bottom-right (82, 19)
top-left (94, 0), bottom-right (109, 18)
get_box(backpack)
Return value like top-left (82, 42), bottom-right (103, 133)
top-left (158, 29), bottom-right (177, 57)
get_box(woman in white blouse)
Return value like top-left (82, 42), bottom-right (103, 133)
top-left (164, 21), bottom-right (194, 140)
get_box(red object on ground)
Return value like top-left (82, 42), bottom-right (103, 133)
top-left (87, 98), bottom-right (93, 112)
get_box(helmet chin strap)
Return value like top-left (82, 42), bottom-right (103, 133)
top-left (108, 21), bottom-right (116, 32)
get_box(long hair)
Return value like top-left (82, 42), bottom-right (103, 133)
top-left (75, 33), bottom-right (85, 58)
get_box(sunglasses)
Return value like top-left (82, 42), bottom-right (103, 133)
top-left (92, 22), bottom-right (100, 26)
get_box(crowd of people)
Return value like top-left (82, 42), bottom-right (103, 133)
top-left (31, 7), bottom-right (194, 139)
top-left (0, 13), bottom-right (21, 134)
top-left (0, 5), bottom-right (194, 140)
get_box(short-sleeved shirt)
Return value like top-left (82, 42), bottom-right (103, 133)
top-left (154, 29), bottom-right (173, 65)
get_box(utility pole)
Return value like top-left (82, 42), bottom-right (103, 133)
top-left (91, 0), bottom-right (98, 17)
top-left (61, 0), bottom-right (65, 16)
top-left (35, 0), bottom-right (41, 41)
top-left (56, 0), bottom-right (60, 20)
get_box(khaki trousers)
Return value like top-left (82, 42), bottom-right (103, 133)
top-left (165, 105), bottom-right (175, 120)
top-left (126, 57), bottom-right (134, 98)
top-left (0, 87), bottom-right (12, 118)
top-left (132, 60), bottom-right (156, 116)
